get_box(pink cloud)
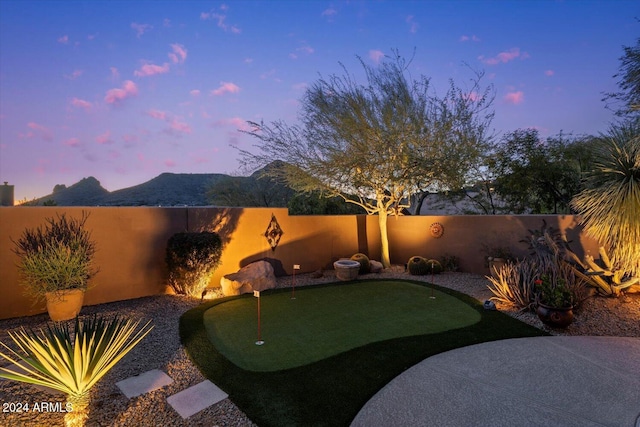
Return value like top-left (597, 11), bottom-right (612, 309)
top-left (95, 130), bottom-right (113, 144)
top-left (65, 69), bottom-right (84, 80)
top-left (71, 98), bottom-right (92, 110)
top-left (147, 109), bottom-right (168, 120)
top-left (504, 91), bottom-right (524, 105)
top-left (57, 35), bottom-right (69, 44)
top-left (164, 159), bottom-right (177, 167)
top-left (460, 34), bottom-right (481, 42)
top-left (322, 7), bottom-right (337, 17)
top-left (131, 22), bottom-right (152, 38)
top-left (214, 117), bottom-right (249, 130)
top-left (168, 119), bottom-right (192, 134)
top-left (406, 15), bottom-right (418, 34)
top-left (134, 62), bottom-right (170, 77)
top-left (211, 81), bottom-right (240, 96)
top-left (168, 43), bottom-right (187, 64)
top-left (64, 138), bottom-right (80, 147)
top-left (122, 134), bottom-right (138, 145)
top-left (545, 70), bottom-right (555, 76)
top-left (25, 122), bottom-right (53, 141)
top-left (369, 50), bottom-right (385, 64)
top-left (201, 6), bottom-right (241, 33)
top-left (110, 67), bottom-right (120, 80)
top-left (105, 80), bottom-right (138, 104)
top-left (479, 47), bottom-right (528, 65)
top-left (465, 91), bottom-right (479, 102)
top-left (190, 89), bottom-right (201, 97)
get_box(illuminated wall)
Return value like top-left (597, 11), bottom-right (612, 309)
top-left (0, 207), bottom-right (598, 320)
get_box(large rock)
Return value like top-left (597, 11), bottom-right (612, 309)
top-left (220, 261), bottom-right (277, 296)
top-left (370, 260), bottom-right (384, 273)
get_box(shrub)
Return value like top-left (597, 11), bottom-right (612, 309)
top-left (425, 259), bottom-right (443, 274)
top-left (166, 232), bottom-right (222, 297)
top-left (350, 253), bottom-right (370, 274)
top-left (12, 212), bottom-right (98, 302)
top-left (407, 256), bottom-right (429, 275)
top-left (487, 258), bottom-right (538, 311)
top-left (440, 254), bottom-right (460, 272)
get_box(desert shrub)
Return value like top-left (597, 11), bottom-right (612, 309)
top-left (407, 256), bottom-right (429, 275)
top-left (440, 254), bottom-right (460, 272)
top-left (350, 253), bottom-right (370, 274)
top-left (166, 232), bottom-right (222, 297)
top-left (425, 259), bottom-right (443, 274)
top-left (487, 258), bottom-right (538, 311)
top-left (12, 212), bottom-right (98, 302)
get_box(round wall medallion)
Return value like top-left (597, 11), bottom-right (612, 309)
top-left (430, 222), bottom-right (444, 238)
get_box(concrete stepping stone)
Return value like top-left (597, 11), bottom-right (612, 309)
top-left (116, 369), bottom-right (173, 398)
top-left (167, 380), bottom-right (228, 419)
top-left (0, 363), bottom-right (64, 395)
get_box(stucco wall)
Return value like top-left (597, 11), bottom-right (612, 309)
top-left (0, 207), bottom-right (598, 320)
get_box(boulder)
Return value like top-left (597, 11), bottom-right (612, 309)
top-left (370, 260), bottom-right (384, 273)
top-left (220, 261), bottom-right (277, 296)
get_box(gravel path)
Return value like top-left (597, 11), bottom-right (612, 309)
top-left (1, 269), bottom-right (638, 426)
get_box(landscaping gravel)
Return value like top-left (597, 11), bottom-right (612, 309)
top-left (1, 269), bottom-right (638, 426)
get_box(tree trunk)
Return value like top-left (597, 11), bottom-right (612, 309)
top-left (65, 393), bottom-right (89, 427)
top-left (378, 207), bottom-right (391, 268)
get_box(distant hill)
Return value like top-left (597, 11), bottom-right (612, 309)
top-left (29, 173), bottom-right (229, 206)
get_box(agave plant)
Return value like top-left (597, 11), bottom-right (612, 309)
top-left (0, 315), bottom-right (153, 427)
top-left (486, 259), bottom-right (538, 311)
top-left (570, 120), bottom-right (640, 278)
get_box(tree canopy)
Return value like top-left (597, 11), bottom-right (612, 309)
top-left (238, 52), bottom-right (494, 267)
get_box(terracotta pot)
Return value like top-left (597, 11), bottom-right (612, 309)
top-left (45, 289), bottom-right (84, 321)
top-left (536, 303), bottom-right (574, 328)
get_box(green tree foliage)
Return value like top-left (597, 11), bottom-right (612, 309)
top-left (571, 120), bottom-right (640, 277)
top-left (238, 52), bottom-right (494, 267)
top-left (488, 129), bottom-right (592, 214)
top-left (603, 35), bottom-right (640, 118)
top-left (288, 191), bottom-right (365, 215)
top-left (206, 162), bottom-right (294, 207)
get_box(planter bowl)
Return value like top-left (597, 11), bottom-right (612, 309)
top-left (536, 303), bottom-right (574, 328)
top-left (333, 260), bottom-right (361, 281)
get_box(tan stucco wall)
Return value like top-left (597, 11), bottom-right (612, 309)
top-left (0, 207), bottom-right (598, 320)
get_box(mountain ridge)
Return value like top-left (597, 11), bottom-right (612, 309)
top-left (29, 172), bottom-right (230, 206)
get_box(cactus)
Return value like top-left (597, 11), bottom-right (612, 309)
top-left (350, 253), bottom-right (371, 274)
top-left (425, 259), bottom-right (443, 274)
top-left (408, 256), bottom-right (430, 275)
top-left (566, 246), bottom-right (640, 296)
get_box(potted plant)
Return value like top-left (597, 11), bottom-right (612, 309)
top-left (535, 275), bottom-right (574, 328)
top-left (12, 212), bottom-right (98, 321)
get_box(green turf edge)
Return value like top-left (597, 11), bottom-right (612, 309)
top-left (180, 279), bottom-right (549, 427)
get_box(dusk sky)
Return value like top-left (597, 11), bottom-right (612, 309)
top-left (0, 1), bottom-right (638, 202)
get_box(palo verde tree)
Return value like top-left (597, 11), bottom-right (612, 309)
top-left (238, 52), bottom-right (494, 267)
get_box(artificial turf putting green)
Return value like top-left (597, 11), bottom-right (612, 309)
top-left (204, 280), bottom-right (480, 371)
top-left (181, 279), bottom-right (548, 427)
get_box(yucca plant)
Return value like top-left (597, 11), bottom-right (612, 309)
top-left (486, 259), bottom-right (538, 311)
top-left (570, 120), bottom-right (640, 279)
top-left (0, 315), bottom-right (153, 427)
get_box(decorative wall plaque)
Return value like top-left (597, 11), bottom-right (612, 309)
top-left (430, 222), bottom-right (444, 238)
top-left (264, 214), bottom-right (284, 251)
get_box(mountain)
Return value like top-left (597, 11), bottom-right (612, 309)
top-left (29, 173), bottom-right (229, 206)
